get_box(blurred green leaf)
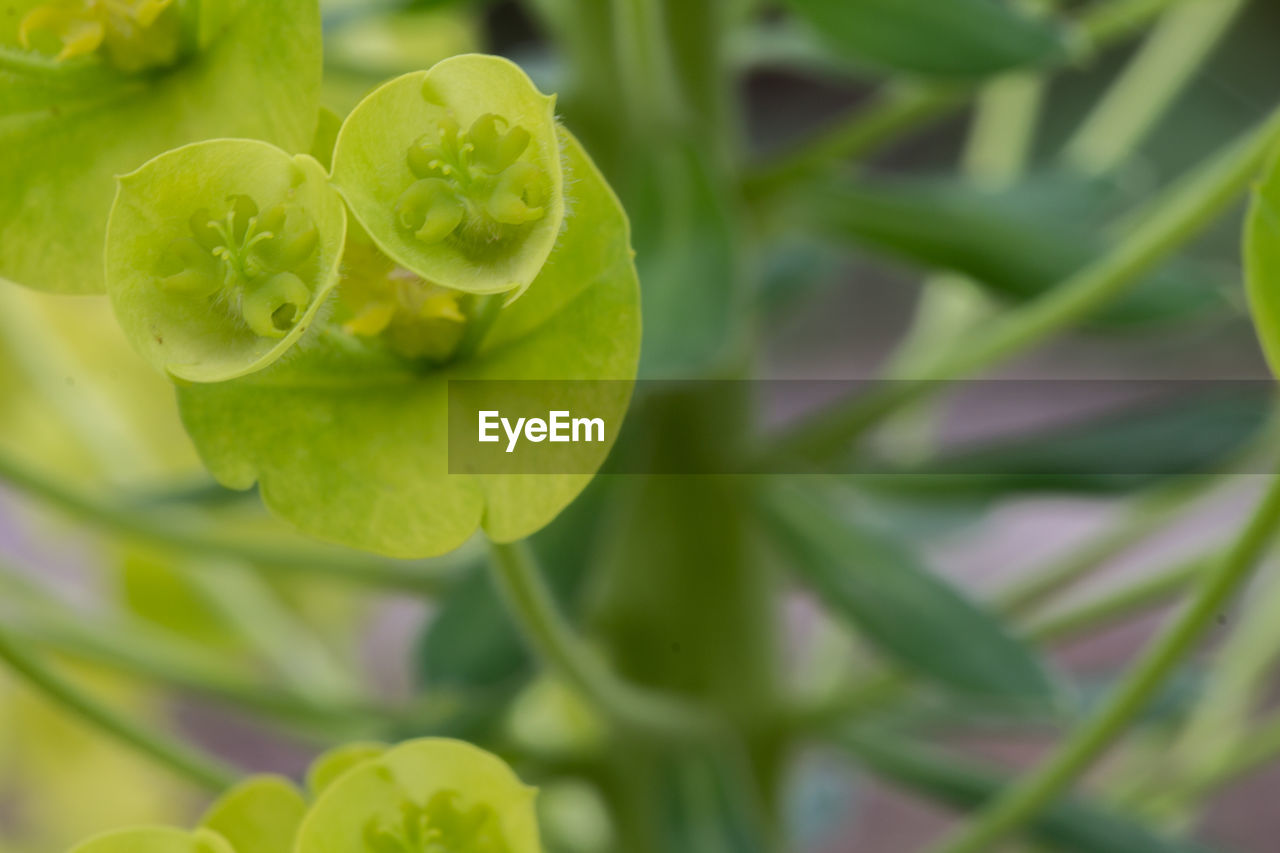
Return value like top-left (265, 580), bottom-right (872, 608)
top-left (784, 0), bottom-right (1074, 79)
top-left (835, 728), bottom-right (1222, 853)
top-left (802, 175), bottom-right (1228, 328)
top-left (862, 386), bottom-right (1272, 496)
top-left (766, 484), bottom-right (1058, 704)
top-left (1246, 149), bottom-right (1280, 377)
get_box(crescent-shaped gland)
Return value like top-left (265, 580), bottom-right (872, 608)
top-left (157, 195), bottom-right (321, 340)
top-left (19, 0), bottom-right (182, 71)
top-left (394, 112), bottom-right (549, 251)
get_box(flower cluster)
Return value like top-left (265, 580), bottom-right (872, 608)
top-left (363, 791), bottom-right (512, 853)
top-left (396, 113), bottom-right (548, 249)
top-left (157, 195), bottom-right (320, 339)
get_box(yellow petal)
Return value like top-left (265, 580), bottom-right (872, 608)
top-left (343, 300), bottom-right (398, 337)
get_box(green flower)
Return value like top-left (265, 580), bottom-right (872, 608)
top-left (332, 55), bottom-right (565, 298)
top-left (298, 739), bottom-right (541, 853)
top-left (107, 140), bottom-right (347, 382)
top-left (159, 195), bottom-right (320, 339)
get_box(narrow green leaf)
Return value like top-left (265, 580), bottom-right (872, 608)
top-left (200, 776), bottom-right (308, 853)
top-left (802, 176), bottom-right (1227, 329)
top-left (784, 0), bottom-right (1075, 79)
top-left (766, 484), bottom-right (1058, 704)
top-left (835, 727), bottom-right (1221, 853)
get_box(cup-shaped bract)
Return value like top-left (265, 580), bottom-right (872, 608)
top-left (297, 739), bottom-right (542, 853)
top-left (331, 55), bottom-right (565, 298)
top-left (0, 0), bottom-right (321, 294)
top-left (106, 140), bottom-right (346, 383)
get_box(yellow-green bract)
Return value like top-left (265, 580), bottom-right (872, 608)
top-left (176, 129), bottom-right (640, 558)
top-left (0, 0), bottom-right (322, 294)
top-left (331, 54), bottom-right (565, 298)
top-left (298, 739), bottom-right (542, 853)
top-left (63, 739), bottom-right (542, 853)
top-left (105, 139), bottom-right (347, 382)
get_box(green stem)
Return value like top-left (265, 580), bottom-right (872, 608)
top-left (745, 0), bottom-right (1189, 202)
top-left (879, 63), bottom-right (1045, 456)
top-left (1162, 708), bottom-right (1280, 808)
top-left (1077, 0), bottom-right (1196, 47)
top-left (763, 103), bottom-right (1280, 465)
top-left (1154, 553), bottom-right (1280, 814)
top-left (0, 451), bottom-right (457, 594)
top-left (964, 76), bottom-right (1046, 187)
top-left (998, 477), bottom-right (1212, 617)
top-left (610, 0), bottom-right (684, 134)
top-left (924, 474), bottom-right (1280, 853)
top-left (745, 84), bottom-right (966, 199)
top-left (0, 564), bottom-right (438, 734)
top-left (0, 287), bottom-right (156, 482)
top-left (1025, 553), bottom-right (1209, 642)
top-left (1065, 0), bottom-right (1247, 175)
top-left (487, 539), bottom-right (718, 741)
top-left (0, 623), bottom-right (240, 792)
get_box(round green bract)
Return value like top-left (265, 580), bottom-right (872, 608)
top-left (308, 742), bottom-right (390, 796)
top-left (297, 739), bottom-right (542, 853)
top-left (176, 130), bottom-right (639, 557)
top-left (107, 139), bottom-right (347, 382)
top-left (331, 54), bottom-right (565, 297)
top-left (199, 775), bottom-right (308, 853)
top-left (0, 0), bottom-right (322, 294)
